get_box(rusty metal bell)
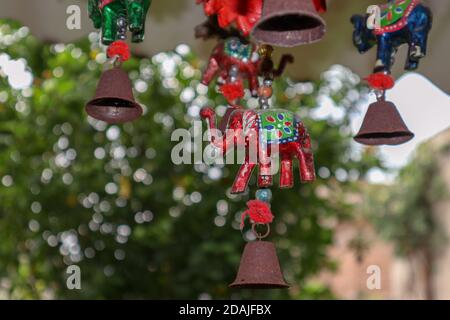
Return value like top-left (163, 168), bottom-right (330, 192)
top-left (230, 241), bottom-right (289, 289)
top-left (251, 0), bottom-right (326, 47)
top-left (86, 67), bottom-right (142, 124)
top-left (354, 100), bottom-right (414, 146)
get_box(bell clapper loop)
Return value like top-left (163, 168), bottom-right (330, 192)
top-left (112, 55), bottom-right (123, 69)
top-left (375, 89), bottom-right (386, 102)
top-left (252, 223), bottom-right (271, 240)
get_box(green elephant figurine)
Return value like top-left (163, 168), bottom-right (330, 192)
top-left (88, 0), bottom-right (152, 45)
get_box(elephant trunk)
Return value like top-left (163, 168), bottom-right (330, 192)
top-left (351, 14), bottom-right (375, 54)
top-left (200, 107), bottom-right (225, 151)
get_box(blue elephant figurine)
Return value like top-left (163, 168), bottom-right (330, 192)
top-left (351, 0), bottom-right (432, 73)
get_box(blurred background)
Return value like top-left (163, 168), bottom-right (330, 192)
top-left (0, 0), bottom-right (449, 299)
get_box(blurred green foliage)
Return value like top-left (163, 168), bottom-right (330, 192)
top-left (363, 139), bottom-right (449, 299)
top-left (366, 142), bottom-right (449, 256)
top-left (0, 19), bottom-right (381, 299)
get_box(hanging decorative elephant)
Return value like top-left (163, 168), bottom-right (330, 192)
top-left (351, 0), bottom-right (432, 72)
top-left (200, 107), bottom-right (315, 194)
top-left (202, 37), bottom-right (260, 100)
top-left (88, 0), bottom-right (152, 45)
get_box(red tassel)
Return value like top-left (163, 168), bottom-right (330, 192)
top-left (219, 81), bottom-right (245, 103)
top-left (365, 73), bottom-right (395, 91)
top-left (240, 200), bottom-right (274, 230)
top-left (107, 40), bottom-right (131, 62)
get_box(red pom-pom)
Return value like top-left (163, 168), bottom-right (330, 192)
top-left (107, 40), bottom-right (131, 62)
top-left (220, 81), bottom-right (245, 103)
top-left (365, 73), bottom-right (395, 91)
top-left (240, 200), bottom-right (274, 229)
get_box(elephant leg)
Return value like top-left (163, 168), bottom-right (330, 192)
top-left (131, 31), bottom-right (145, 43)
top-left (374, 34), bottom-right (394, 73)
top-left (258, 174), bottom-right (273, 188)
top-left (405, 47), bottom-right (419, 71)
top-left (293, 142), bottom-right (315, 183)
top-left (128, 0), bottom-right (152, 42)
top-left (231, 162), bottom-right (256, 194)
top-left (201, 56), bottom-right (220, 86)
top-left (128, 1), bottom-right (143, 31)
top-left (279, 157), bottom-right (294, 188)
top-left (102, 3), bottom-right (126, 45)
top-left (408, 6), bottom-right (431, 61)
top-left (257, 144), bottom-right (273, 188)
top-left (88, 0), bottom-right (103, 29)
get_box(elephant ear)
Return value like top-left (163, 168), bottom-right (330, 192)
top-left (242, 110), bottom-right (258, 136)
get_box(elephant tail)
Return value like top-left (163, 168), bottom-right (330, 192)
top-left (273, 54), bottom-right (294, 78)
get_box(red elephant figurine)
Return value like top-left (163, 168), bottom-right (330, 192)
top-left (202, 37), bottom-right (260, 104)
top-left (200, 106), bottom-right (315, 194)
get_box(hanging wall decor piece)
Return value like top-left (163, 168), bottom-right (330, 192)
top-left (351, 0), bottom-right (432, 146)
top-left (251, 0), bottom-right (327, 47)
top-left (200, 101), bottom-right (315, 194)
top-left (200, 36), bottom-right (261, 132)
top-left (195, 1), bottom-right (318, 289)
top-left (202, 37), bottom-right (261, 104)
top-left (86, 0), bottom-right (152, 124)
top-left (201, 47), bottom-right (314, 194)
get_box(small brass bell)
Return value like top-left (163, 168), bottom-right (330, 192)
top-left (230, 241), bottom-right (289, 289)
top-left (354, 100), bottom-right (414, 146)
top-left (86, 67), bottom-right (142, 124)
top-left (252, 0), bottom-right (326, 47)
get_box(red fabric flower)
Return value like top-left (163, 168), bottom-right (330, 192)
top-left (365, 73), bottom-right (395, 91)
top-left (198, 0), bottom-right (263, 36)
top-left (219, 81), bottom-right (245, 103)
top-left (240, 200), bottom-right (274, 229)
top-left (197, 0), bottom-right (222, 16)
top-left (107, 40), bottom-right (131, 62)
top-left (313, 0), bottom-right (327, 13)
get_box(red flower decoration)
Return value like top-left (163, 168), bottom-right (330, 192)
top-left (313, 0), bottom-right (327, 13)
top-left (196, 0), bottom-right (222, 16)
top-left (107, 40), bottom-right (131, 62)
top-left (198, 0), bottom-right (263, 36)
top-left (240, 200), bottom-right (274, 229)
top-left (219, 81), bottom-right (245, 103)
top-left (365, 73), bottom-right (395, 91)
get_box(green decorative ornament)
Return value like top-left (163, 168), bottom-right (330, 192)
top-left (88, 0), bottom-right (152, 45)
top-left (379, 0), bottom-right (413, 27)
top-left (224, 38), bottom-right (254, 62)
top-left (258, 110), bottom-right (298, 145)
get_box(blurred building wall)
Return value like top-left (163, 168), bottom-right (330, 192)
top-left (320, 128), bottom-right (450, 300)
